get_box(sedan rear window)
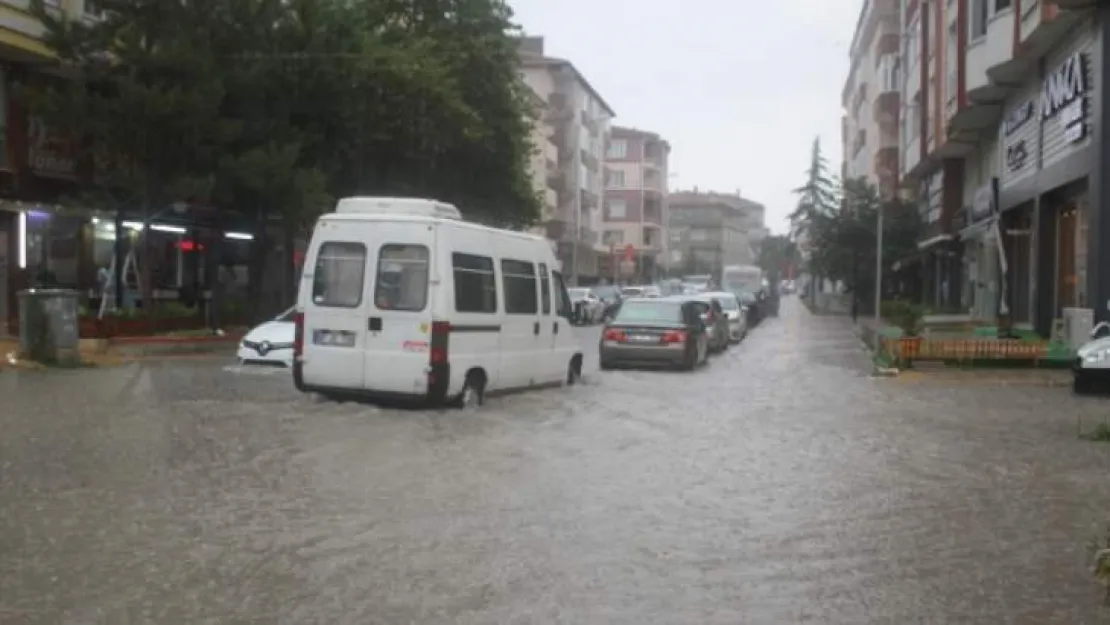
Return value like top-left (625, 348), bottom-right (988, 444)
top-left (714, 295), bottom-right (740, 310)
top-left (615, 301), bottom-right (682, 323)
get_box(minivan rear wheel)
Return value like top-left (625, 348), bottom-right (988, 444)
top-left (453, 371), bottom-right (486, 409)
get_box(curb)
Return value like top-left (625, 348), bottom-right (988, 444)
top-left (106, 334), bottom-right (243, 356)
top-left (872, 366), bottom-right (900, 377)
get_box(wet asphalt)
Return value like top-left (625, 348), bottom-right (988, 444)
top-left (4, 298), bottom-right (1110, 623)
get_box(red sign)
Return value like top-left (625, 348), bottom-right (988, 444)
top-left (623, 244), bottom-right (635, 261)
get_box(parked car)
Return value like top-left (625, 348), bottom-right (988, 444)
top-left (238, 307), bottom-right (296, 367)
top-left (1074, 321), bottom-right (1110, 393)
top-left (599, 298), bottom-right (710, 370)
top-left (700, 291), bottom-right (747, 342)
top-left (592, 285), bottom-right (623, 321)
top-left (294, 197), bottom-right (583, 408)
top-left (567, 287), bottom-right (604, 324)
top-left (666, 294), bottom-right (729, 353)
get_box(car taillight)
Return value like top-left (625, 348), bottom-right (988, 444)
top-left (293, 312), bottom-right (304, 356)
top-left (603, 328), bottom-right (626, 342)
top-left (430, 321), bottom-right (450, 365)
top-left (661, 330), bottom-right (686, 343)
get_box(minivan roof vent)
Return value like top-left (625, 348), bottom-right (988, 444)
top-left (334, 197), bottom-right (462, 220)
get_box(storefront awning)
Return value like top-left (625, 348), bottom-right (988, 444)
top-left (959, 217), bottom-right (995, 241)
top-left (916, 233), bottom-right (954, 250)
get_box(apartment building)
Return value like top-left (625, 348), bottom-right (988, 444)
top-left (520, 37), bottom-right (616, 283)
top-left (900, 0), bottom-right (1104, 334)
top-left (667, 190), bottom-right (765, 279)
top-left (525, 85), bottom-right (560, 240)
top-left (601, 126), bottom-right (670, 282)
top-left (842, 0), bottom-right (902, 197)
top-left (0, 0), bottom-right (103, 329)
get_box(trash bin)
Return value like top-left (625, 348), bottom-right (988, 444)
top-left (18, 288), bottom-right (80, 365)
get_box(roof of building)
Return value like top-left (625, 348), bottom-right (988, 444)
top-left (611, 125), bottom-right (671, 150)
top-left (519, 40), bottom-right (616, 118)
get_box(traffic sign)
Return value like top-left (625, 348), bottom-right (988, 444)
top-left (623, 244), bottom-right (635, 261)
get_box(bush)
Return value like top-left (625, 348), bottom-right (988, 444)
top-left (880, 299), bottom-right (924, 336)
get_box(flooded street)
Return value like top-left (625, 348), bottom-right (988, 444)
top-left (4, 299), bottom-right (1110, 623)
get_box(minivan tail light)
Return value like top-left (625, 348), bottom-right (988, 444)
top-left (430, 321), bottom-right (450, 364)
top-left (661, 330), bottom-right (686, 343)
top-left (603, 328), bottom-right (626, 342)
top-left (293, 312), bottom-right (304, 356)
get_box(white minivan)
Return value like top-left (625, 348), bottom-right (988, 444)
top-left (293, 197), bottom-right (584, 407)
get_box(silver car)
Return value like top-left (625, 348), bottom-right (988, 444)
top-left (599, 298), bottom-right (710, 370)
top-left (700, 291), bottom-right (747, 342)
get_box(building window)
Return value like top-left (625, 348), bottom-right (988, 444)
top-left (607, 170), bottom-right (625, 188)
top-left (689, 229), bottom-right (708, 241)
top-left (946, 21), bottom-right (958, 104)
top-left (608, 198), bottom-right (627, 219)
top-left (603, 230), bottom-right (624, 245)
top-left (607, 139), bottom-right (627, 159)
top-left (501, 259), bottom-right (538, 314)
top-left (970, 0), bottom-right (988, 39)
top-left (995, 0), bottom-right (1011, 11)
top-left (452, 252), bottom-right (497, 313)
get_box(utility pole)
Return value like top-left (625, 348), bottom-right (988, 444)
top-left (874, 204), bottom-right (883, 319)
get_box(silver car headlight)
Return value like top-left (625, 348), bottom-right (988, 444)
top-left (1083, 349), bottom-right (1110, 365)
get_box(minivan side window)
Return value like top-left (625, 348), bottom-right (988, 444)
top-left (374, 244), bottom-right (429, 311)
top-left (552, 270), bottom-right (572, 318)
top-left (538, 263), bottom-right (551, 314)
top-left (501, 259), bottom-right (538, 314)
top-left (452, 252), bottom-right (497, 313)
top-left (312, 241), bottom-right (367, 308)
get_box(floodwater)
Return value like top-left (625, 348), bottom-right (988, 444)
top-left (3, 299), bottom-right (1110, 623)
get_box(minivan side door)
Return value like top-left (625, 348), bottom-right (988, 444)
top-left (536, 262), bottom-right (559, 384)
top-left (499, 258), bottom-right (541, 388)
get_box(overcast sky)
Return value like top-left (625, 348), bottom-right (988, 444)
top-left (508, 0), bottom-right (861, 234)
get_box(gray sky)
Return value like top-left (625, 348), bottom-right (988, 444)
top-left (508, 0), bottom-right (860, 234)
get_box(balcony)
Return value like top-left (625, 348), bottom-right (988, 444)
top-left (965, 14), bottom-right (1016, 103)
top-left (872, 91), bottom-right (899, 128)
top-left (543, 140), bottom-right (557, 170)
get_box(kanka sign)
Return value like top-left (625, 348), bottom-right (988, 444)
top-left (1042, 52), bottom-right (1089, 144)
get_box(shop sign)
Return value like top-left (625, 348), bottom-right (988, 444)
top-left (1005, 140), bottom-right (1029, 172)
top-left (27, 116), bottom-right (78, 179)
top-left (1003, 100), bottom-right (1034, 136)
top-left (1041, 52), bottom-right (1088, 144)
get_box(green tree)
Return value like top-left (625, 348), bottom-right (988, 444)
top-left (28, 0), bottom-right (540, 319)
top-left (757, 235), bottom-right (800, 282)
top-left (788, 137), bottom-right (838, 237)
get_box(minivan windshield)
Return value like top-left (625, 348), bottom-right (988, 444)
top-left (614, 300), bottom-right (683, 324)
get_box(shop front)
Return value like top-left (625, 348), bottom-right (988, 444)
top-left (960, 180), bottom-right (1001, 321)
top-left (997, 18), bottom-right (1100, 336)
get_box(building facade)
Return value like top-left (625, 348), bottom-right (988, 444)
top-left (601, 126), bottom-right (670, 282)
top-left (667, 190), bottom-right (764, 279)
top-left (524, 85), bottom-right (560, 246)
top-left (842, 0), bottom-right (902, 197)
top-left (520, 37), bottom-right (616, 283)
top-left (900, 0), bottom-right (1105, 333)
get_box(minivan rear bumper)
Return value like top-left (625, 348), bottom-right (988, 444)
top-left (294, 361), bottom-right (452, 407)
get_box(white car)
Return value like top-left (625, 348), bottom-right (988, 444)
top-left (566, 288), bottom-right (604, 323)
top-left (1073, 321), bottom-right (1110, 394)
top-left (238, 307), bottom-right (297, 367)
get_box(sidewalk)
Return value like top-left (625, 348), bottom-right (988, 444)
top-left (1, 331), bottom-right (243, 370)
